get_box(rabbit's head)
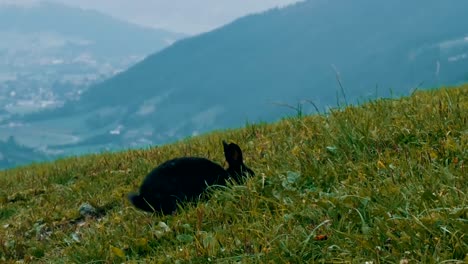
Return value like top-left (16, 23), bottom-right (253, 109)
top-left (223, 141), bottom-right (254, 181)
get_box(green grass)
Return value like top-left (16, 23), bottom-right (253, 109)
top-left (0, 85), bottom-right (467, 263)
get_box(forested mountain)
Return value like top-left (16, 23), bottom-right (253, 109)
top-left (0, 136), bottom-right (49, 169)
top-left (3, 0), bottom-right (468, 167)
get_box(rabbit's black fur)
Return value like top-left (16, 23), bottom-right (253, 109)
top-left (128, 141), bottom-right (254, 214)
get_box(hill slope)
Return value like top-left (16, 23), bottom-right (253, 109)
top-left (0, 85), bottom-right (466, 262)
top-left (25, 0), bottom-right (468, 155)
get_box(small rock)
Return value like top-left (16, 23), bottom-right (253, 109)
top-left (79, 203), bottom-right (97, 218)
top-left (71, 232), bottom-right (81, 243)
top-left (158, 221), bottom-right (171, 233)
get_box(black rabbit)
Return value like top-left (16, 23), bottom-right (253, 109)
top-left (128, 141), bottom-right (254, 214)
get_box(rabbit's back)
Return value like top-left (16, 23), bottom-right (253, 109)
top-left (132, 157), bottom-right (228, 213)
top-left (141, 157), bottom-right (228, 195)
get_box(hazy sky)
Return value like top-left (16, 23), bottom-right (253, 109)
top-left (0, 0), bottom-right (302, 34)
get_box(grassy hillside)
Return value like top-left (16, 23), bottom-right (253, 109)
top-left (0, 85), bottom-right (467, 263)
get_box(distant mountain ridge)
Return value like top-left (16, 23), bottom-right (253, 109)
top-left (4, 0), bottom-right (468, 165)
top-left (0, 1), bottom-right (185, 57)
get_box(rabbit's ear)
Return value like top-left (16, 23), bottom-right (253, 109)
top-left (222, 140), bottom-right (229, 150)
top-left (223, 141), bottom-right (243, 165)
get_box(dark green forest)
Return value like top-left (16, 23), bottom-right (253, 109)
top-left (0, 137), bottom-right (49, 169)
